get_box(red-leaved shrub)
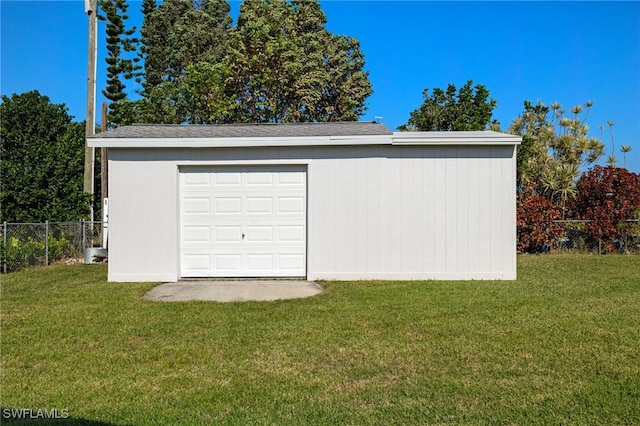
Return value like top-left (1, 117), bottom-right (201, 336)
top-left (517, 184), bottom-right (563, 253)
top-left (572, 166), bottom-right (640, 252)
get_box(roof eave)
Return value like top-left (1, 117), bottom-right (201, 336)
top-left (88, 131), bottom-right (522, 148)
top-left (392, 131), bottom-right (522, 145)
top-left (87, 134), bottom-right (393, 148)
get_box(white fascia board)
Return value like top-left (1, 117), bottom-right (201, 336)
top-left (88, 134), bottom-right (393, 148)
top-left (392, 131), bottom-right (521, 145)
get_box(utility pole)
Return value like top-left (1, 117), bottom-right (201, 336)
top-left (101, 101), bottom-right (109, 249)
top-left (101, 101), bottom-right (108, 200)
top-left (84, 0), bottom-right (97, 221)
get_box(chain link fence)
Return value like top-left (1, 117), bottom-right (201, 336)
top-left (0, 221), bottom-right (107, 273)
top-left (2, 218), bottom-right (637, 273)
top-left (553, 219), bottom-right (640, 254)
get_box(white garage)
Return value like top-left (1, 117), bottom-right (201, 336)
top-left (180, 165), bottom-right (307, 278)
top-left (88, 122), bottom-right (521, 282)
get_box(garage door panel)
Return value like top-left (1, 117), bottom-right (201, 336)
top-left (246, 197), bottom-right (273, 214)
top-left (183, 254), bottom-right (211, 272)
top-left (183, 172), bottom-right (210, 187)
top-left (214, 254), bottom-right (243, 271)
top-left (247, 254), bottom-right (273, 270)
top-left (184, 226), bottom-right (211, 243)
top-left (279, 254), bottom-right (305, 270)
top-left (278, 225), bottom-right (305, 242)
top-left (214, 225), bottom-right (242, 242)
top-left (278, 171), bottom-right (305, 185)
top-left (278, 197), bottom-right (305, 214)
top-left (245, 225), bottom-right (273, 242)
top-left (214, 197), bottom-right (242, 214)
top-left (183, 197), bottom-right (211, 215)
top-left (180, 166), bottom-right (306, 278)
top-left (213, 172), bottom-right (242, 186)
top-left (247, 172), bottom-right (273, 185)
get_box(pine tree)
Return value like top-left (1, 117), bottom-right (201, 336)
top-left (138, 0), bottom-right (156, 91)
top-left (99, 0), bottom-right (140, 126)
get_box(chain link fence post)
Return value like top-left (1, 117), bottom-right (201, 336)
top-left (2, 221), bottom-right (6, 274)
top-left (45, 220), bottom-right (49, 266)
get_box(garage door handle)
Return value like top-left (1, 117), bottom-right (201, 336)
top-left (242, 233), bottom-right (245, 240)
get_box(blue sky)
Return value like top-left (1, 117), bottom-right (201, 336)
top-left (1, 1), bottom-right (639, 172)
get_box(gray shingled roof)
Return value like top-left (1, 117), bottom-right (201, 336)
top-left (91, 122), bottom-right (393, 139)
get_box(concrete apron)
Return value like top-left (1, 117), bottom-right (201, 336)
top-left (143, 280), bottom-right (323, 302)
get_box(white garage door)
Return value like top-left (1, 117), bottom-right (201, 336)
top-left (180, 166), bottom-right (307, 278)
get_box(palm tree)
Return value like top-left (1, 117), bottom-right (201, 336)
top-left (620, 144), bottom-right (633, 169)
top-left (570, 104), bottom-right (583, 117)
top-left (540, 167), bottom-right (559, 200)
top-left (606, 154), bottom-right (617, 167)
top-left (554, 163), bottom-right (578, 219)
top-left (583, 100), bottom-right (594, 121)
top-left (607, 120), bottom-right (615, 155)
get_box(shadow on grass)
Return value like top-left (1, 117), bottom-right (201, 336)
top-left (0, 408), bottom-right (130, 426)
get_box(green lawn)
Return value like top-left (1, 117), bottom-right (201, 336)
top-left (1, 255), bottom-right (639, 425)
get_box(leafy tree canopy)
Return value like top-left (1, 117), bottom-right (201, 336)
top-left (508, 100), bottom-right (605, 210)
top-left (141, 0), bottom-right (232, 90)
top-left (230, 0), bottom-right (372, 123)
top-left (0, 91), bottom-right (90, 222)
top-left (398, 80), bottom-right (497, 132)
top-left (571, 165), bottom-right (640, 249)
top-left (126, 0), bottom-right (372, 124)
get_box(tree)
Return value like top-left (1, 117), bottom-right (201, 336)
top-left (182, 61), bottom-right (236, 124)
top-left (398, 80), bottom-right (497, 131)
top-left (99, 0), bottom-right (140, 126)
top-left (231, 0), bottom-right (322, 122)
top-left (138, 0), bottom-right (156, 84)
top-left (137, 0), bottom-right (372, 124)
top-left (607, 120), bottom-right (615, 156)
top-left (313, 34), bottom-right (372, 122)
top-left (620, 144), bottom-right (633, 169)
top-left (138, 0), bottom-right (233, 123)
top-left (572, 165), bottom-right (640, 252)
top-left (0, 91), bottom-right (90, 222)
top-left (140, 0), bottom-right (232, 100)
top-left (227, 0), bottom-right (372, 123)
top-left (508, 100), bottom-right (605, 212)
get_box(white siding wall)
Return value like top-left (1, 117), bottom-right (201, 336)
top-left (107, 143), bottom-right (516, 282)
top-left (107, 150), bottom-right (179, 282)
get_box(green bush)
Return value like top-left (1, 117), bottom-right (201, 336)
top-left (0, 235), bottom-right (75, 273)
